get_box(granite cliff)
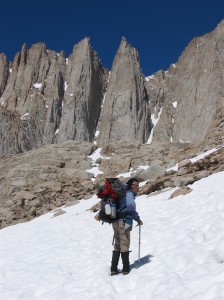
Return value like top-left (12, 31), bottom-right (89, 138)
top-left (1, 21), bottom-right (224, 153)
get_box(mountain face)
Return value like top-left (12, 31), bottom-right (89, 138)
top-left (1, 21), bottom-right (224, 229)
top-left (147, 20), bottom-right (224, 148)
top-left (97, 37), bottom-right (151, 145)
top-left (57, 38), bottom-right (108, 144)
top-left (0, 39), bottom-right (108, 155)
top-left (0, 21), bottom-right (224, 156)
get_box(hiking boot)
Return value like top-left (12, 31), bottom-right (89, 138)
top-left (121, 252), bottom-right (130, 275)
top-left (111, 270), bottom-right (119, 276)
top-left (123, 271), bottom-right (129, 275)
top-left (110, 251), bottom-right (120, 276)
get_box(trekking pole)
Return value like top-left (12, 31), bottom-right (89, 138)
top-left (138, 225), bottom-right (141, 263)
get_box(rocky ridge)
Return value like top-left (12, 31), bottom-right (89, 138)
top-left (0, 141), bottom-right (97, 228)
top-left (0, 139), bottom-right (223, 229)
top-left (0, 38), bottom-right (108, 155)
top-left (1, 21), bottom-right (224, 156)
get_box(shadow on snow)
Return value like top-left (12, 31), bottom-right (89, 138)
top-left (130, 254), bottom-right (154, 270)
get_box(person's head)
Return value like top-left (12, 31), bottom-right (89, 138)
top-left (126, 178), bottom-right (139, 193)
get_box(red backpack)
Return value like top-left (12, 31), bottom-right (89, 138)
top-left (96, 178), bottom-right (126, 224)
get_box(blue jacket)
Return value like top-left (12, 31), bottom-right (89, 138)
top-left (119, 189), bottom-right (140, 222)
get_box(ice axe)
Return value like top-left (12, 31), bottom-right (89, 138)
top-left (138, 225), bottom-right (141, 263)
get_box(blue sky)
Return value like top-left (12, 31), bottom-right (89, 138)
top-left (1, 0), bottom-right (224, 75)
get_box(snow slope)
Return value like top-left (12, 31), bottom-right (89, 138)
top-left (1, 172), bottom-right (224, 299)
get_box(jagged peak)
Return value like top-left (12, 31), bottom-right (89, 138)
top-left (212, 18), bottom-right (224, 36)
top-left (20, 43), bottom-right (28, 63)
top-left (17, 42), bottom-right (47, 60)
top-left (216, 19), bottom-right (224, 28)
top-left (21, 43), bottom-right (27, 52)
top-left (78, 36), bottom-right (91, 46)
top-left (115, 36), bottom-right (140, 64)
top-left (29, 42), bottom-right (47, 50)
top-left (118, 37), bottom-right (139, 57)
top-left (121, 36), bottom-right (127, 44)
top-left (119, 36), bottom-right (130, 50)
top-left (72, 37), bottom-right (91, 54)
top-left (0, 52), bottom-right (7, 61)
top-left (69, 36), bottom-right (102, 66)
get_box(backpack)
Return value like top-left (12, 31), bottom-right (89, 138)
top-left (96, 178), bottom-right (127, 224)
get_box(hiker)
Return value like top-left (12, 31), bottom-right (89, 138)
top-left (111, 178), bottom-right (143, 276)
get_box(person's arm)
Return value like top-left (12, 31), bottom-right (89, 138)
top-left (125, 191), bottom-right (142, 224)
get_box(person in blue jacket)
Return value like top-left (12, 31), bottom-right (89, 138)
top-left (111, 178), bottom-right (143, 275)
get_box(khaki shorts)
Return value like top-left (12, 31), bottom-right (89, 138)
top-left (112, 219), bottom-right (130, 252)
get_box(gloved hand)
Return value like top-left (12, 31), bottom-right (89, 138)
top-left (138, 219), bottom-right (143, 225)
